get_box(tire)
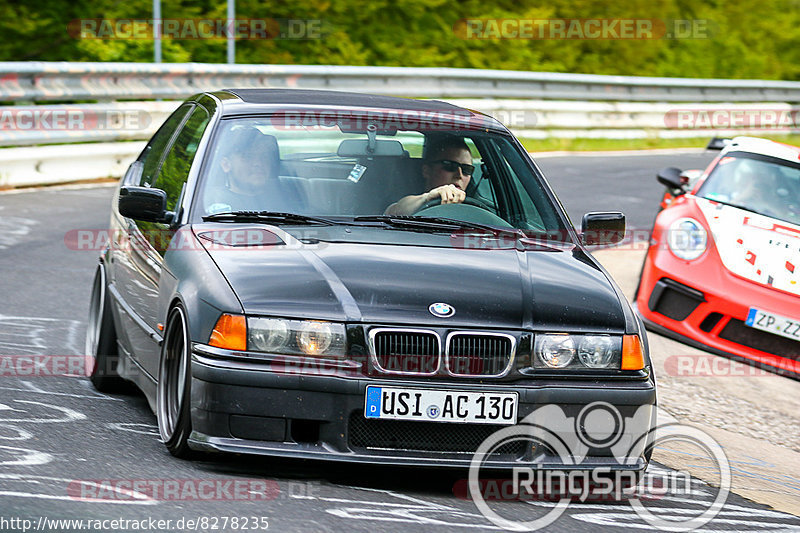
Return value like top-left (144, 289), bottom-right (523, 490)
top-left (86, 266), bottom-right (126, 392)
top-left (157, 304), bottom-right (194, 458)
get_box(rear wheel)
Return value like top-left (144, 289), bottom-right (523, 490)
top-left (85, 266), bottom-right (126, 392)
top-left (157, 304), bottom-right (194, 458)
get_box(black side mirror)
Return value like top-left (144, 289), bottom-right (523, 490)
top-left (581, 212), bottom-right (625, 245)
top-left (657, 167), bottom-right (684, 191)
top-left (118, 186), bottom-right (169, 223)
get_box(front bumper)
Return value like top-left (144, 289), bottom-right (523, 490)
top-left (188, 347), bottom-right (656, 470)
top-left (636, 243), bottom-right (800, 377)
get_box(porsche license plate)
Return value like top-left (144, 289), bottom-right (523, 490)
top-left (745, 308), bottom-right (800, 341)
top-left (364, 386), bottom-right (518, 424)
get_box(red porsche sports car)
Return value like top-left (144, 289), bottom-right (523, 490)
top-left (636, 136), bottom-right (800, 378)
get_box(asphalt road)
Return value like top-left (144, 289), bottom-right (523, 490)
top-left (0, 153), bottom-right (798, 533)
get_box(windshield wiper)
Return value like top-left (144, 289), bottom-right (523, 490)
top-left (202, 211), bottom-right (337, 226)
top-left (701, 198), bottom-right (776, 219)
top-left (353, 215), bottom-right (524, 237)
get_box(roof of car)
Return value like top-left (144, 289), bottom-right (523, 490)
top-left (724, 136), bottom-right (800, 164)
top-left (220, 88), bottom-right (463, 111)
top-left (207, 88), bottom-right (506, 131)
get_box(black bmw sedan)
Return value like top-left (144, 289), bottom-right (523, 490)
top-left (86, 89), bottom-right (656, 471)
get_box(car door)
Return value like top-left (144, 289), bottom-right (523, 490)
top-left (112, 103), bottom-right (210, 379)
top-left (134, 104), bottom-right (211, 375)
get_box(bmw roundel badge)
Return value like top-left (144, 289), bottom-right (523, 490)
top-left (429, 302), bottom-right (455, 318)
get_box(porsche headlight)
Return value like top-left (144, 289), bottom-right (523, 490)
top-left (667, 218), bottom-right (707, 261)
top-left (248, 318), bottom-right (346, 358)
top-left (534, 334), bottom-right (622, 369)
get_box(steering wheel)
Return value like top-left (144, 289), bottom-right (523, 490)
top-left (415, 196), bottom-right (495, 214)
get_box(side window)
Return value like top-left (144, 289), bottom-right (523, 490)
top-left (153, 106), bottom-right (211, 212)
top-left (511, 179), bottom-right (544, 230)
top-left (138, 105), bottom-right (192, 187)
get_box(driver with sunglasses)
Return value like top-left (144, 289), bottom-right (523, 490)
top-left (385, 137), bottom-right (474, 216)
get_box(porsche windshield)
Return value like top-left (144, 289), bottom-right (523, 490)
top-left (192, 116), bottom-right (567, 234)
top-left (697, 153), bottom-right (800, 225)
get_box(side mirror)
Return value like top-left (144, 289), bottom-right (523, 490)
top-left (118, 186), bottom-right (169, 223)
top-left (581, 212), bottom-right (625, 245)
top-left (657, 167), bottom-right (684, 191)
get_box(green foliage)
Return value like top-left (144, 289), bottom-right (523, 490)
top-left (0, 0), bottom-right (797, 80)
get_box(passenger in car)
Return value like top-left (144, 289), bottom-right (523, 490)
top-left (203, 126), bottom-right (305, 214)
top-left (384, 136), bottom-right (474, 215)
top-left (731, 161), bottom-right (793, 220)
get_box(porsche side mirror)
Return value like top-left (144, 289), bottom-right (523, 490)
top-left (118, 186), bottom-right (170, 223)
top-left (657, 167), bottom-right (684, 191)
top-left (581, 212), bottom-right (625, 245)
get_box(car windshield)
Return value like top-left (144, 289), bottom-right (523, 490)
top-left (191, 114), bottom-right (568, 236)
top-left (696, 153), bottom-right (800, 225)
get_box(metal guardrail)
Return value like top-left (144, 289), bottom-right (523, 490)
top-left (1, 62), bottom-right (798, 187)
top-left (2, 99), bottom-right (798, 147)
top-left (2, 62), bottom-right (800, 103)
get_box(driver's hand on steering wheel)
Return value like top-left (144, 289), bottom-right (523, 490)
top-left (426, 184), bottom-right (466, 205)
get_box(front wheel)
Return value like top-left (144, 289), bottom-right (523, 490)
top-left (157, 304), bottom-right (194, 458)
top-left (85, 266), bottom-right (126, 392)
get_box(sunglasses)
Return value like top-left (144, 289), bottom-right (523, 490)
top-left (433, 159), bottom-right (475, 176)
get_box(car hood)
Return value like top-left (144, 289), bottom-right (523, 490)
top-left (695, 197), bottom-right (800, 297)
top-left (195, 225), bottom-right (626, 330)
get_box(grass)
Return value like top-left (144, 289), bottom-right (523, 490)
top-left (516, 134), bottom-right (800, 153)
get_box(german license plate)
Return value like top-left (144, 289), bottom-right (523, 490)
top-left (745, 308), bottom-right (800, 341)
top-left (364, 386), bottom-right (518, 424)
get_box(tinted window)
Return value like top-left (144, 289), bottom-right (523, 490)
top-left (154, 106), bottom-right (211, 212)
top-left (194, 115), bottom-right (567, 235)
top-left (138, 105), bottom-right (192, 187)
top-left (697, 153), bottom-right (800, 225)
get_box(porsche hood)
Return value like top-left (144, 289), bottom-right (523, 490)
top-left (695, 197), bottom-right (800, 297)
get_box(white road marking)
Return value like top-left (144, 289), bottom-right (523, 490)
top-left (0, 424), bottom-right (33, 441)
top-left (0, 445), bottom-right (52, 466)
top-left (0, 400), bottom-right (86, 423)
top-left (296, 486), bottom-right (503, 529)
top-left (0, 475), bottom-right (156, 506)
top-left (0, 314), bottom-right (82, 355)
top-left (0, 491), bottom-right (155, 504)
top-left (0, 385), bottom-right (123, 401)
top-left (106, 423), bottom-right (159, 437)
top-left (0, 212), bottom-right (38, 249)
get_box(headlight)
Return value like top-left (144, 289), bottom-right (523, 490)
top-left (578, 335), bottom-right (615, 368)
top-left (534, 334), bottom-right (622, 370)
top-left (534, 335), bottom-right (575, 368)
top-left (248, 318), bottom-right (346, 358)
top-left (248, 318), bottom-right (290, 352)
top-left (667, 217), bottom-right (707, 261)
